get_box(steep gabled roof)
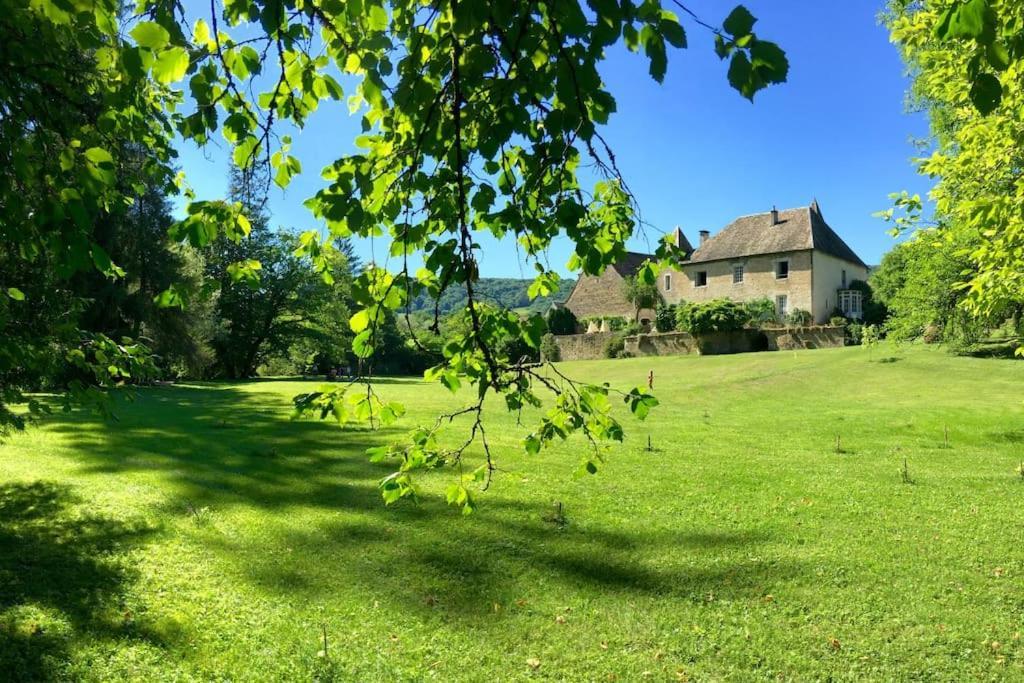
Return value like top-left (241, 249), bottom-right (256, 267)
top-left (610, 251), bottom-right (652, 278)
top-left (688, 202), bottom-right (866, 267)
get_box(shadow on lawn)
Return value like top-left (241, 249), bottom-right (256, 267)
top-left (47, 382), bottom-right (802, 624)
top-left (243, 512), bottom-right (795, 622)
top-left (0, 482), bottom-right (160, 680)
top-left (49, 383), bottom-right (400, 512)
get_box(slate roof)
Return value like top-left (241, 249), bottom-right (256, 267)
top-left (688, 201), bottom-right (866, 267)
top-left (610, 251), bottom-right (653, 278)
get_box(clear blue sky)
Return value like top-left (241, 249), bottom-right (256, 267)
top-left (175, 0), bottom-right (932, 276)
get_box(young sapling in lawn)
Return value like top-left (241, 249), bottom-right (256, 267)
top-left (900, 458), bottom-right (914, 485)
top-left (543, 501), bottom-right (568, 529)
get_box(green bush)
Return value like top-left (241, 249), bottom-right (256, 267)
top-left (623, 320), bottom-right (643, 336)
top-left (545, 306), bottom-right (578, 335)
top-left (846, 322), bottom-right (864, 345)
top-left (540, 333), bottom-right (560, 361)
top-left (676, 299), bottom-right (749, 334)
top-left (603, 316), bottom-right (626, 332)
top-left (603, 335), bottom-right (626, 358)
top-left (829, 316), bottom-right (848, 327)
top-left (654, 303), bottom-right (676, 332)
top-left (786, 309), bottom-right (813, 326)
top-left (744, 297), bottom-right (777, 327)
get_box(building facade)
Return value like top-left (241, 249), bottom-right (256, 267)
top-left (563, 201), bottom-right (869, 325)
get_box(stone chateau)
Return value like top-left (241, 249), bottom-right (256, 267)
top-left (563, 200), bottom-right (869, 325)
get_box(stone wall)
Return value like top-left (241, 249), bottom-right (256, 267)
top-left (763, 326), bottom-right (845, 350)
top-left (623, 326), bottom-right (845, 357)
top-left (551, 332), bottom-right (618, 361)
top-left (554, 326), bottom-right (845, 361)
top-left (625, 329), bottom-right (766, 357)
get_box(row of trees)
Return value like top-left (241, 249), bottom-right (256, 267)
top-left (878, 0), bottom-right (1024, 353)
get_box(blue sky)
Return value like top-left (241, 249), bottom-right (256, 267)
top-left (175, 0), bottom-right (932, 276)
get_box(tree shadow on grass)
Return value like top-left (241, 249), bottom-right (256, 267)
top-left (0, 481), bottom-right (160, 680)
top-left (46, 383), bottom-right (402, 513)
top-left (41, 383), bottom-right (805, 629)
top-left (231, 505), bottom-right (796, 625)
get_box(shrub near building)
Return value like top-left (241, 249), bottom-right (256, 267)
top-left (676, 299), bottom-right (750, 334)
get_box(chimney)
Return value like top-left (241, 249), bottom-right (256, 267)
top-left (770, 206), bottom-right (779, 225)
top-left (699, 230), bottom-right (710, 245)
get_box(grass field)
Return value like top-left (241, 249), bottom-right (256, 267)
top-left (2, 344), bottom-right (1023, 680)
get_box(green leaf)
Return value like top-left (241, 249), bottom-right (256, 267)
top-left (349, 309), bottom-right (371, 333)
top-left (91, 244), bottom-right (125, 278)
top-left (642, 27), bottom-right (667, 83)
top-left (969, 72), bottom-right (1002, 114)
top-left (727, 51), bottom-right (754, 100)
top-left (131, 21), bottom-right (170, 50)
top-left (439, 370), bottom-right (461, 393)
top-left (352, 330), bottom-right (374, 358)
top-left (723, 5), bottom-right (756, 37)
top-left (936, 0), bottom-right (996, 43)
top-left (985, 42), bottom-right (1010, 71)
top-left (84, 147), bottom-right (115, 185)
top-left (232, 137), bottom-right (260, 167)
top-left (227, 259), bottom-right (262, 287)
top-left (660, 12), bottom-right (687, 49)
top-left (6, 287), bottom-right (25, 301)
top-left (367, 4), bottom-right (388, 31)
top-left (154, 285), bottom-right (186, 309)
top-left (153, 47), bottom-right (189, 84)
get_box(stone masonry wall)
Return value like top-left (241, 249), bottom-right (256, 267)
top-left (623, 326), bottom-right (845, 357)
top-left (552, 332), bottom-right (618, 361)
top-left (659, 250), bottom-right (814, 319)
top-left (763, 326), bottom-right (845, 350)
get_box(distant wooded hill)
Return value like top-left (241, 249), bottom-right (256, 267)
top-left (408, 278), bottom-right (576, 315)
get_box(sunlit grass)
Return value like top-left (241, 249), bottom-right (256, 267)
top-left (1, 344), bottom-right (1023, 680)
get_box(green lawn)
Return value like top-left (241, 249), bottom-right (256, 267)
top-left (2, 345), bottom-right (1024, 680)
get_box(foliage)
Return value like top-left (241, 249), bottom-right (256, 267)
top-left (785, 308), bottom-right (813, 327)
top-left (830, 316), bottom-right (848, 327)
top-left (539, 332), bottom-right (560, 362)
top-left (603, 335), bottom-right (626, 359)
top-left (622, 275), bottom-right (662, 322)
top-left (744, 297), bottom-right (777, 327)
top-left (847, 279), bottom-right (887, 326)
top-left (862, 324), bottom-right (883, 350)
top-left (410, 278), bottom-right (576, 316)
top-left (846, 322), bottom-right (864, 345)
top-left (1, 0), bottom-right (786, 508)
top-left (675, 299), bottom-right (749, 334)
top-left (885, 0), bottom-right (1024, 354)
top-left (545, 306), bottom-right (578, 336)
top-left (869, 230), bottom-right (986, 345)
top-left (654, 303), bottom-right (676, 333)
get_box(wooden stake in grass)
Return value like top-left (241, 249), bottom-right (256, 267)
top-left (835, 434), bottom-right (841, 454)
top-left (646, 434), bottom-right (653, 452)
top-left (321, 623), bottom-right (328, 659)
top-left (944, 424), bottom-right (949, 448)
top-left (901, 457), bottom-right (914, 485)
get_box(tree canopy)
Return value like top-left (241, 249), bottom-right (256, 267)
top-left (884, 0), bottom-right (1024, 349)
top-left (1, 0), bottom-right (790, 509)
